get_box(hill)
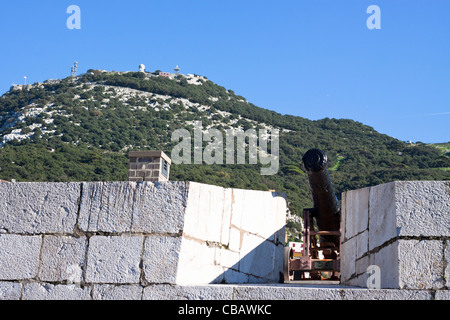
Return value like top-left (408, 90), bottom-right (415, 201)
top-left (1, 69), bottom-right (449, 241)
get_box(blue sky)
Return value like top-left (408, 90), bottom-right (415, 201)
top-left (1, 1), bottom-right (449, 143)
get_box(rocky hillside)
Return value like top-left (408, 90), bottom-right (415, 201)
top-left (1, 69), bottom-right (449, 240)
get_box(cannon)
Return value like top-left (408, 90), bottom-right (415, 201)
top-left (284, 149), bottom-right (341, 282)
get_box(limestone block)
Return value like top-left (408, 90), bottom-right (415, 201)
top-left (182, 182), bottom-right (231, 244)
top-left (342, 181), bottom-right (450, 289)
top-left (144, 236), bottom-right (182, 284)
top-left (343, 239), bottom-right (447, 290)
top-left (86, 236), bottom-right (142, 284)
top-left (395, 181), bottom-right (450, 237)
top-left (342, 288), bottom-right (433, 300)
top-left (436, 290), bottom-right (450, 300)
top-left (356, 231), bottom-right (369, 260)
top-left (92, 284), bottom-right (143, 300)
top-left (0, 282), bottom-right (22, 300)
top-left (222, 268), bottom-right (249, 284)
top-left (131, 182), bottom-right (188, 233)
top-left (232, 284), bottom-right (342, 300)
top-left (348, 256), bottom-right (370, 288)
top-left (176, 182), bottom-right (286, 285)
top-left (355, 255), bottom-right (370, 277)
top-left (367, 181), bottom-right (450, 250)
top-left (230, 188), bottom-right (286, 242)
top-left (22, 283), bottom-right (91, 300)
top-left (368, 182), bottom-right (397, 250)
top-left (176, 238), bottom-right (225, 284)
top-left (142, 284), bottom-right (234, 300)
top-left (0, 234), bottom-right (41, 280)
top-left (78, 182), bottom-right (134, 232)
top-left (214, 246), bottom-right (240, 269)
top-left (238, 233), bottom-right (278, 279)
top-left (79, 181), bottom-right (188, 233)
top-left (370, 242), bottom-right (399, 289)
top-left (274, 241), bottom-right (284, 278)
top-left (0, 182), bottom-right (80, 234)
top-left (227, 227), bottom-right (242, 252)
top-left (446, 240), bottom-right (450, 289)
top-left (341, 235), bottom-right (357, 281)
top-left (341, 230), bottom-right (369, 282)
top-left (39, 235), bottom-right (87, 282)
top-left (396, 240), bottom-right (445, 289)
top-left (342, 186), bottom-right (369, 241)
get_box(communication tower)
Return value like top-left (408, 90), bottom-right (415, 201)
top-left (71, 61), bottom-right (78, 77)
top-left (174, 65), bottom-right (180, 74)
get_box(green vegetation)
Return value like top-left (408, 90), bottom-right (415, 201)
top-left (328, 156), bottom-right (345, 171)
top-left (430, 142), bottom-right (450, 156)
top-left (1, 71), bottom-right (449, 241)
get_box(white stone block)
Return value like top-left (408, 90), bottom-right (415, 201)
top-left (231, 189), bottom-right (286, 241)
top-left (221, 188), bottom-right (233, 245)
top-left (176, 238), bottom-right (224, 284)
top-left (354, 256), bottom-right (370, 286)
top-left (397, 240), bottom-right (445, 289)
top-left (341, 235), bottom-right (357, 280)
top-left (239, 233), bottom-right (275, 278)
top-left (214, 247), bottom-right (240, 269)
top-left (344, 240), bottom-right (446, 290)
top-left (341, 230), bottom-right (370, 278)
top-left (0, 234), bottom-right (41, 280)
top-left (435, 290), bottom-right (450, 300)
top-left (371, 242), bottom-right (399, 289)
top-left (342, 186), bottom-right (369, 240)
top-left (0, 282), bottom-right (22, 300)
top-left (341, 181), bottom-right (450, 289)
top-left (79, 181), bottom-right (188, 234)
top-left (132, 182), bottom-right (188, 234)
top-left (356, 230), bottom-right (369, 259)
top-left (222, 268), bottom-right (249, 284)
top-left (78, 182), bottom-right (133, 232)
top-left (274, 243), bottom-right (284, 280)
top-left (367, 181), bottom-right (450, 250)
top-left (142, 284), bottom-right (234, 300)
top-left (342, 288), bottom-right (433, 300)
top-left (446, 240), bottom-right (450, 289)
top-left (368, 182), bottom-right (397, 250)
top-left (182, 182), bottom-right (230, 243)
top-left (176, 183), bottom-right (286, 284)
top-left (39, 235), bottom-right (87, 282)
top-left (227, 227), bottom-right (242, 252)
top-left (92, 284), bottom-right (143, 300)
top-left (86, 236), bottom-right (142, 284)
top-left (0, 182), bottom-right (80, 234)
top-left (22, 283), bottom-right (91, 300)
top-left (232, 284), bottom-right (342, 300)
top-left (395, 181), bottom-right (450, 237)
top-left (144, 236), bottom-right (182, 284)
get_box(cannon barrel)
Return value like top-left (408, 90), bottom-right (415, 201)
top-left (302, 149), bottom-right (341, 250)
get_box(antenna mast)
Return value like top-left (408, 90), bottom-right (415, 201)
top-left (71, 61), bottom-right (78, 77)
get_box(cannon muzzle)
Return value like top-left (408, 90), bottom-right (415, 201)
top-left (302, 149), bottom-right (341, 253)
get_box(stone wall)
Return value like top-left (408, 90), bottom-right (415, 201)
top-left (0, 181), bottom-right (286, 300)
top-left (340, 181), bottom-right (450, 290)
top-left (3, 179), bottom-right (449, 300)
